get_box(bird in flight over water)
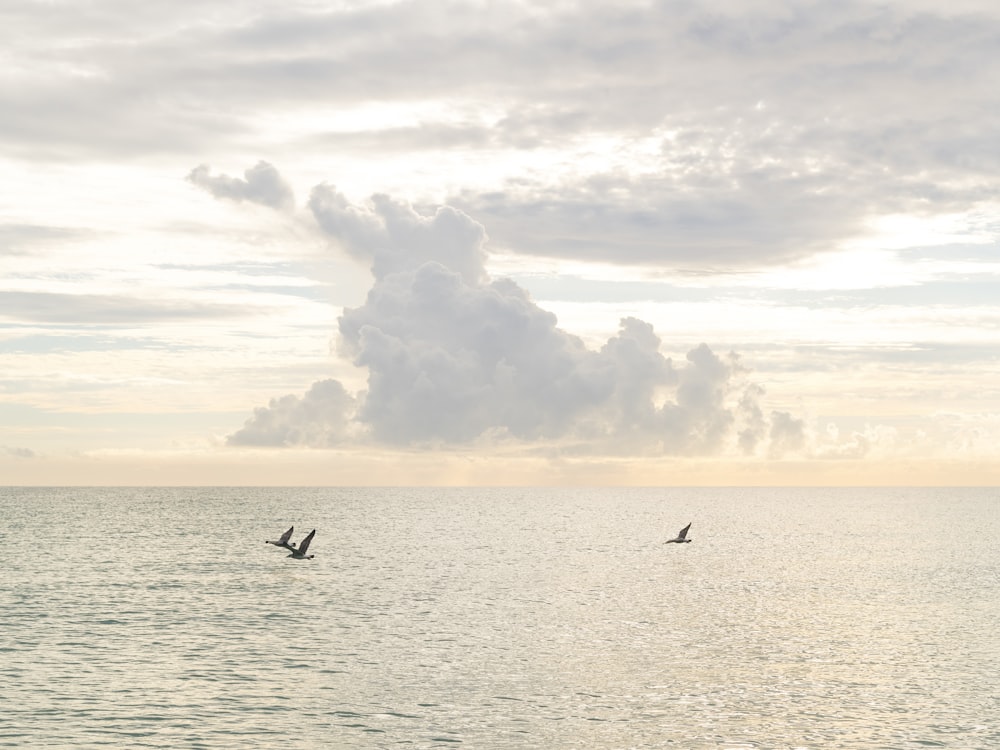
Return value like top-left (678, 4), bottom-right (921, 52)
top-left (288, 529), bottom-right (316, 559)
top-left (266, 526), bottom-right (296, 551)
top-left (665, 522), bottom-right (692, 544)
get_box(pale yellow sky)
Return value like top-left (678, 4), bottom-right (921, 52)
top-left (4, 449), bottom-right (999, 487)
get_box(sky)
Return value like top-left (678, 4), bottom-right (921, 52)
top-left (3, 0), bottom-right (1000, 486)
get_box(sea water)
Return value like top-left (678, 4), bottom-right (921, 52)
top-left (1, 487), bottom-right (997, 749)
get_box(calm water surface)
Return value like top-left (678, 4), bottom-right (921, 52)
top-left (1, 487), bottom-right (997, 749)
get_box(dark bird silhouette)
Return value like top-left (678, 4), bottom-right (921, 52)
top-left (266, 526), bottom-right (296, 551)
top-left (664, 522), bottom-right (692, 544)
top-left (288, 529), bottom-right (316, 559)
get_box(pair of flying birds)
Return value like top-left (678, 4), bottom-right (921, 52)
top-left (265, 526), bottom-right (316, 559)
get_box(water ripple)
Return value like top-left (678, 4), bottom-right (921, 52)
top-left (1, 487), bottom-right (997, 748)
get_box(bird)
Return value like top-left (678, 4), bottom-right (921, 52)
top-left (266, 526), bottom-right (296, 551)
top-left (664, 522), bottom-right (692, 544)
top-left (288, 529), bottom-right (316, 559)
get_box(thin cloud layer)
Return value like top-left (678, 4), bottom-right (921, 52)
top-left (228, 172), bottom-right (804, 458)
top-left (0, 290), bottom-right (246, 325)
top-left (0, 224), bottom-right (91, 256)
top-left (7, 1), bottom-right (1000, 268)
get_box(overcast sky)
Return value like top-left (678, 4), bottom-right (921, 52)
top-left (3, 0), bottom-right (1000, 485)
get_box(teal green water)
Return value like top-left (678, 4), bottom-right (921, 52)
top-left (1, 487), bottom-right (997, 748)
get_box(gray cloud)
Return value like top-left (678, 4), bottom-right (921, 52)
top-left (7, 1), bottom-right (1000, 269)
top-left (768, 410), bottom-right (808, 458)
top-left (230, 180), bottom-right (802, 456)
top-left (737, 383), bottom-right (768, 455)
top-left (339, 265), bottom-right (610, 445)
top-left (227, 379), bottom-right (356, 447)
top-left (188, 162), bottom-right (295, 211)
top-left (3, 446), bottom-right (36, 459)
top-left (309, 185), bottom-right (488, 284)
top-left (453, 171), bottom-right (864, 268)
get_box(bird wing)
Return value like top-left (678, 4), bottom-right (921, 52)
top-left (677, 522), bottom-right (691, 540)
top-left (278, 526), bottom-right (294, 545)
top-left (297, 529), bottom-right (316, 555)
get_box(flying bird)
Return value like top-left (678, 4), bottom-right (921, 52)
top-left (288, 529), bottom-right (316, 559)
top-left (664, 522), bottom-right (692, 544)
top-left (266, 526), bottom-right (296, 551)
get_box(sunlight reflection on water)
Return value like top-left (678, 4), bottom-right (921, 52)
top-left (1, 486), bottom-right (997, 748)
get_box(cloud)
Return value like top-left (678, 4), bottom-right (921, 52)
top-left (308, 185), bottom-right (488, 284)
top-left (737, 383), bottom-right (768, 454)
top-left (0, 224), bottom-right (92, 256)
top-left (187, 161), bottom-right (295, 211)
top-left (451, 166), bottom-right (870, 268)
top-left (227, 378), bottom-right (357, 447)
top-left (229, 175), bottom-right (802, 457)
top-left (3, 446), bottom-right (36, 459)
top-left (813, 422), bottom-right (903, 460)
top-left (7, 0), bottom-right (1000, 273)
top-left (768, 410), bottom-right (808, 458)
top-left (338, 264), bottom-right (609, 445)
top-left (0, 291), bottom-right (246, 325)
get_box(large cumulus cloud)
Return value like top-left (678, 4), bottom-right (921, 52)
top-left (226, 174), bottom-right (803, 458)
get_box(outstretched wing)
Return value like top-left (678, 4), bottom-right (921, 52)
top-left (267, 526), bottom-right (296, 548)
top-left (297, 529), bottom-right (316, 555)
top-left (677, 522), bottom-right (691, 540)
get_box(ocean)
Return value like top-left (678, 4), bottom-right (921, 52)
top-left (1, 486), bottom-right (997, 749)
